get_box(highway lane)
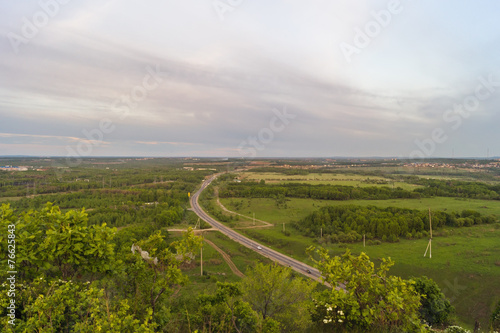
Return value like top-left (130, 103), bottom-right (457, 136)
top-left (190, 173), bottom-right (323, 281)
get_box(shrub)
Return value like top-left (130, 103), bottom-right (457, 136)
top-left (411, 276), bottom-right (453, 326)
top-left (444, 326), bottom-right (471, 333)
top-left (492, 299), bottom-right (500, 330)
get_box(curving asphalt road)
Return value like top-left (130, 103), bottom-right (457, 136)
top-left (190, 173), bottom-right (322, 281)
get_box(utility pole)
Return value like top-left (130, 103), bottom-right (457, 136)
top-left (320, 227), bottom-right (322, 239)
top-left (253, 212), bottom-right (255, 226)
top-left (363, 234), bottom-right (366, 247)
top-left (200, 232), bottom-right (204, 276)
top-left (424, 208), bottom-right (432, 258)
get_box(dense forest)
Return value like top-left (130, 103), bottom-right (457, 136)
top-left (0, 159), bottom-right (210, 198)
top-left (8, 188), bottom-right (187, 228)
top-left (219, 182), bottom-right (421, 201)
top-left (1, 164), bottom-right (211, 228)
top-left (410, 178), bottom-right (500, 200)
top-left (294, 205), bottom-right (497, 243)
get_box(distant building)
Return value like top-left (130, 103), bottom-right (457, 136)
top-left (0, 165), bottom-right (29, 171)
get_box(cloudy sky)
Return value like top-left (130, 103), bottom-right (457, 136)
top-left (1, 0), bottom-right (499, 158)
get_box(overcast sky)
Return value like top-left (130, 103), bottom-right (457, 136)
top-left (1, 0), bottom-right (499, 158)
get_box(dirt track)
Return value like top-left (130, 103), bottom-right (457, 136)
top-left (215, 189), bottom-right (273, 229)
top-left (204, 238), bottom-right (245, 278)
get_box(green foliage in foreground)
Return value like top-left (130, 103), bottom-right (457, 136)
top-left (1, 202), bottom-right (480, 332)
top-left (1, 278), bottom-right (156, 332)
top-left (191, 263), bottom-right (316, 332)
top-left (0, 203), bottom-right (201, 331)
top-left (0, 202), bottom-right (115, 280)
top-left (308, 248), bottom-right (426, 332)
top-left (443, 325), bottom-right (472, 333)
top-left (241, 263), bottom-right (316, 332)
top-left (492, 299), bottom-right (500, 331)
top-left (411, 276), bottom-right (454, 327)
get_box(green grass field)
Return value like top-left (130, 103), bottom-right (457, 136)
top-left (239, 172), bottom-right (421, 190)
top-left (221, 196), bottom-right (500, 226)
top-left (170, 229), bottom-right (272, 281)
top-left (332, 224), bottom-right (500, 329)
top-left (219, 195), bottom-right (500, 329)
top-left (234, 214), bottom-right (500, 328)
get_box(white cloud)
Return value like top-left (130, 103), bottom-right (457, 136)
top-left (1, 0), bottom-right (499, 157)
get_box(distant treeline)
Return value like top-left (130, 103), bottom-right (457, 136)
top-left (221, 176), bottom-right (500, 201)
top-left (0, 168), bottom-right (211, 197)
top-left (244, 167), bottom-right (386, 176)
top-left (219, 182), bottom-right (421, 200)
top-left (407, 178), bottom-right (500, 200)
top-left (293, 205), bottom-right (497, 243)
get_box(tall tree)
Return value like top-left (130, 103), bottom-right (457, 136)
top-left (0, 203), bottom-right (115, 280)
top-left (241, 263), bottom-right (316, 332)
top-left (197, 282), bottom-right (261, 333)
top-left (308, 247), bottom-right (425, 332)
top-left (126, 228), bottom-right (202, 322)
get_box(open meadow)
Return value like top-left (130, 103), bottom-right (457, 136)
top-left (219, 196), bottom-right (500, 328)
top-left (239, 171), bottom-right (423, 190)
top-left (214, 170), bottom-right (500, 329)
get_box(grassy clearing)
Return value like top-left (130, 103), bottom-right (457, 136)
top-left (230, 218), bottom-right (500, 328)
top-left (221, 197), bottom-right (316, 225)
top-left (214, 174), bottom-right (500, 327)
top-left (239, 172), bottom-right (421, 190)
top-left (173, 229), bottom-right (274, 306)
top-left (412, 172), bottom-right (500, 184)
top-left (334, 197), bottom-right (500, 216)
top-left (221, 197), bottom-right (500, 226)
top-left (203, 231), bottom-right (272, 272)
top-left (219, 196), bottom-right (500, 328)
top-left (336, 225), bottom-right (500, 329)
top-left (169, 231), bottom-right (241, 314)
top-left (173, 229), bottom-right (273, 279)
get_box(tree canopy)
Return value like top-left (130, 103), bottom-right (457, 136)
top-left (308, 247), bottom-right (426, 332)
